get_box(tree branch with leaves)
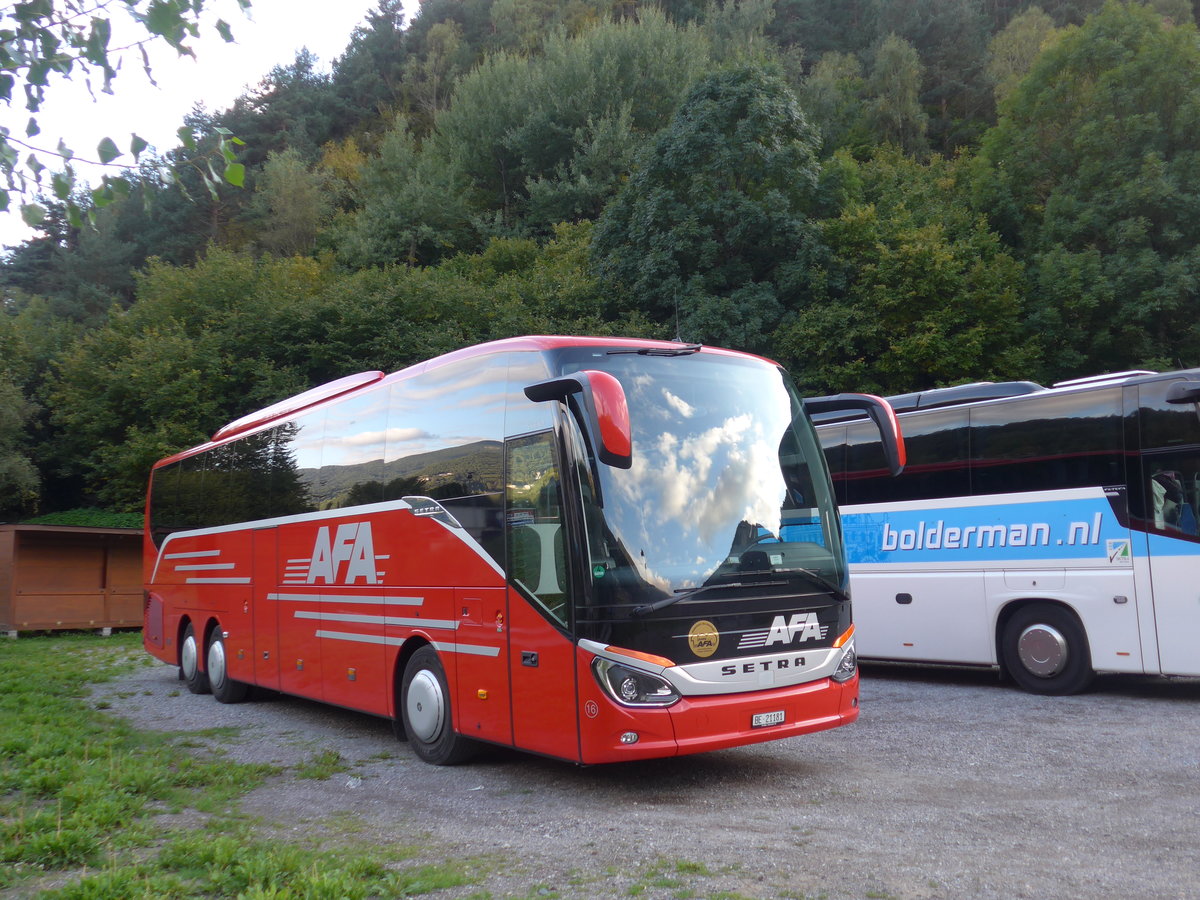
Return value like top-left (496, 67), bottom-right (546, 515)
top-left (0, 0), bottom-right (249, 229)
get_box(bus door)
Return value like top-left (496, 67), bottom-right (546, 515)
top-left (253, 525), bottom-right (281, 690)
top-left (1137, 379), bottom-right (1200, 676)
top-left (452, 586), bottom-right (512, 745)
top-left (504, 431), bottom-right (580, 762)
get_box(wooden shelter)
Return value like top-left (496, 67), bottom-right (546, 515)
top-left (0, 525), bottom-right (142, 636)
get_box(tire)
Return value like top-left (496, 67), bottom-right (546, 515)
top-left (1000, 603), bottom-right (1094, 695)
top-left (180, 621), bottom-right (211, 695)
top-left (400, 646), bottom-right (475, 765)
top-left (207, 629), bottom-right (249, 704)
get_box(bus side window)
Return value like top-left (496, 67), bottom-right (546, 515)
top-left (506, 431), bottom-right (570, 627)
top-left (1137, 380), bottom-right (1200, 540)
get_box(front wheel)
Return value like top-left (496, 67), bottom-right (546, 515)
top-left (180, 622), bottom-right (210, 695)
top-left (1000, 603), bottom-right (1094, 695)
top-left (207, 629), bottom-right (248, 704)
top-left (400, 646), bottom-right (475, 765)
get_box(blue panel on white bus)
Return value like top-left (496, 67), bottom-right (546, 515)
top-left (841, 488), bottom-right (1130, 567)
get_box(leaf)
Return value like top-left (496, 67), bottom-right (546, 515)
top-left (24, 153), bottom-right (44, 181)
top-left (97, 136), bottom-right (121, 164)
top-left (177, 125), bottom-right (196, 152)
top-left (25, 116), bottom-right (38, 137)
top-left (131, 134), bottom-right (149, 159)
top-left (0, 191), bottom-right (8, 212)
top-left (216, 19), bottom-right (233, 42)
top-left (92, 183), bottom-right (115, 207)
top-left (51, 171), bottom-right (72, 200)
top-left (20, 202), bottom-right (46, 226)
top-left (223, 162), bottom-right (245, 187)
top-left (66, 202), bottom-right (83, 229)
top-left (56, 138), bottom-right (74, 161)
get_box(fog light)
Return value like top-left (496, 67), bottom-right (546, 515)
top-left (620, 732), bottom-right (639, 744)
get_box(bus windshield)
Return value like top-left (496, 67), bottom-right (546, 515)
top-left (555, 349), bottom-right (845, 618)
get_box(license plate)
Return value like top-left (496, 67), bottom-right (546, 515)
top-left (752, 710), bottom-right (785, 728)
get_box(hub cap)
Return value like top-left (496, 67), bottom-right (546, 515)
top-left (406, 669), bottom-right (445, 743)
top-left (181, 633), bottom-right (198, 679)
top-left (1017, 624), bottom-right (1068, 677)
top-left (207, 638), bottom-right (227, 689)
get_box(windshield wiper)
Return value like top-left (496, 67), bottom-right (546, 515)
top-left (632, 580), bottom-right (787, 617)
top-left (607, 344), bottom-right (703, 357)
top-left (773, 566), bottom-right (847, 599)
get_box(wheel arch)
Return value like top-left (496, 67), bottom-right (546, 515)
top-left (994, 597), bottom-right (1089, 678)
top-left (391, 635), bottom-right (434, 738)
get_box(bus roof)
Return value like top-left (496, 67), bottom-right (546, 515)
top-left (812, 368), bottom-right (1200, 426)
top-left (170, 336), bottom-right (776, 468)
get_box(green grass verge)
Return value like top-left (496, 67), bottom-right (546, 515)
top-left (0, 633), bottom-right (478, 898)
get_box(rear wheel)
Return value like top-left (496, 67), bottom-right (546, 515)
top-left (400, 646), bottom-right (475, 765)
top-left (180, 622), bottom-right (210, 695)
top-left (207, 629), bottom-right (248, 704)
top-left (1001, 603), bottom-right (1094, 695)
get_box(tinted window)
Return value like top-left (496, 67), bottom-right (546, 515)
top-left (506, 430), bottom-right (570, 626)
top-left (970, 388), bottom-right (1124, 496)
top-left (1134, 378), bottom-right (1200, 541)
top-left (1139, 378), bottom-right (1200, 450)
top-left (384, 354), bottom-right (507, 564)
top-left (205, 428), bottom-right (288, 524)
top-left (835, 408), bottom-right (970, 504)
top-left (316, 387), bottom-right (389, 509)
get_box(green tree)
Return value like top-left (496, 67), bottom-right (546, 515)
top-left (973, 1), bottom-right (1200, 376)
top-left (48, 250), bottom-right (324, 508)
top-left (703, 0), bottom-right (777, 62)
top-left (332, 0), bottom-right (412, 124)
top-left (985, 5), bottom-right (1059, 105)
top-left (779, 149), bottom-right (1032, 394)
top-left (0, 374), bottom-right (39, 518)
top-left (332, 116), bottom-right (476, 267)
top-left (800, 51), bottom-right (867, 155)
top-left (373, 11), bottom-right (708, 243)
top-left (249, 149), bottom-right (332, 257)
top-left (862, 33), bottom-right (929, 156)
top-left (874, 0), bottom-right (992, 150)
top-left (591, 64), bottom-right (822, 354)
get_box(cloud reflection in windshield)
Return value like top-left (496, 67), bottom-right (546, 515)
top-left (609, 375), bottom-right (790, 591)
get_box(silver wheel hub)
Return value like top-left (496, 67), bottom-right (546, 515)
top-left (406, 669), bottom-right (445, 743)
top-left (1017, 624), bottom-right (1068, 677)
top-left (207, 638), bottom-right (227, 689)
top-left (181, 633), bottom-right (198, 678)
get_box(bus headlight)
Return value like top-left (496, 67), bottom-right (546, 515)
top-left (593, 658), bottom-right (680, 707)
top-left (831, 640), bottom-right (857, 683)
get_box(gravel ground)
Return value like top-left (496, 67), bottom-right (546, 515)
top-left (96, 660), bottom-right (1200, 900)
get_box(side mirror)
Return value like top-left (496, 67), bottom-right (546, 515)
top-left (525, 369), bottom-right (633, 469)
top-left (1166, 381), bottom-right (1200, 404)
top-left (804, 393), bottom-right (906, 476)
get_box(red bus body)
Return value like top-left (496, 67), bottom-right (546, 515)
top-left (144, 337), bottom-right (868, 764)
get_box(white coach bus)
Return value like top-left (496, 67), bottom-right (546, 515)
top-left (814, 370), bottom-right (1200, 694)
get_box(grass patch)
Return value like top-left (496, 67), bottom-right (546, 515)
top-left (47, 825), bottom-right (474, 899)
top-left (294, 748), bottom-right (350, 780)
top-left (0, 634), bottom-right (272, 893)
top-left (0, 632), bottom-right (487, 899)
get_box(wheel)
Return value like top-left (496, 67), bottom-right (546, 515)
top-left (207, 629), bottom-right (248, 704)
top-left (180, 621), bottom-right (210, 695)
top-left (400, 646), bottom-right (475, 765)
top-left (1000, 603), bottom-right (1094, 695)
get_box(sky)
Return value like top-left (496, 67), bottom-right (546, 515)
top-left (0, 0), bottom-right (404, 248)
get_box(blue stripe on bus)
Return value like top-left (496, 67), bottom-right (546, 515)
top-left (841, 495), bottom-right (1126, 565)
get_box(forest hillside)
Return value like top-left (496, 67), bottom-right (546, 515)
top-left (3, 0), bottom-right (1199, 516)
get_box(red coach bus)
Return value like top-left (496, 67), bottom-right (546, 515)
top-left (143, 336), bottom-right (902, 764)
